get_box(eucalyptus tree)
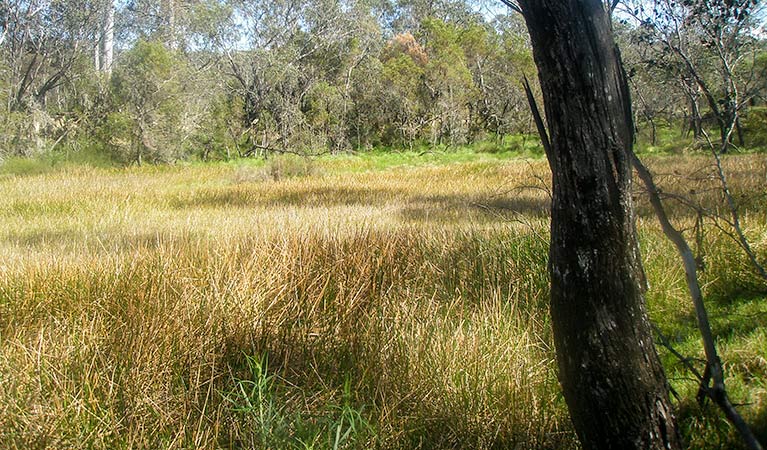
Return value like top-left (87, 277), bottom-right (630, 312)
top-left (378, 32), bottom-right (429, 147)
top-left (502, 0), bottom-right (682, 447)
top-left (419, 18), bottom-right (477, 146)
top-left (108, 39), bottom-right (187, 164)
top-left (223, 0), bottom-right (385, 154)
top-left (624, 0), bottom-right (766, 150)
top-left (616, 23), bottom-right (686, 143)
top-left (92, 0), bottom-right (115, 74)
top-left (123, 0), bottom-right (231, 50)
top-left (1, 0), bottom-right (104, 111)
top-left (468, 13), bottom-right (534, 142)
top-left (0, 0), bottom-right (108, 155)
top-left (390, 0), bottom-right (481, 32)
top-left (102, 0), bottom-right (115, 74)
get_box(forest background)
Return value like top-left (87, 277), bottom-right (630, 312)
top-left (3, 0), bottom-right (766, 166)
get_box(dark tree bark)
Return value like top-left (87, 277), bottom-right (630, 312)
top-left (515, 1), bottom-right (682, 448)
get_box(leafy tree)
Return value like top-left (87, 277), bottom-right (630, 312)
top-left (192, 91), bottom-right (247, 160)
top-left (0, 0), bottom-right (106, 155)
top-left (465, 14), bottom-right (534, 143)
top-left (420, 18), bottom-right (477, 146)
top-left (380, 32), bottom-right (429, 148)
top-left (304, 81), bottom-right (346, 152)
top-left (109, 40), bottom-right (187, 164)
top-left (124, 0), bottom-right (231, 50)
top-left (390, 0), bottom-right (480, 33)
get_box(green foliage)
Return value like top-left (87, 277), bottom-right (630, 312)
top-left (380, 50), bottom-right (427, 146)
top-left (421, 19), bottom-right (474, 89)
top-left (191, 93), bottom-right (247, 161)
top-left (222, 354), bottom-right (375, 449)
top-left (186, 1), bottom-right (234, 47)
top-left (0, 111), bottom-right (36, 157)
top-left (497, 16), bottom-right (535, 76)
top-left (222, 354), bottom-right (289, 445)
top-left (381, 53), bottom-right (425, 98)
top-left (304, 81), bottom-right (347, 151)
top-left (2, 0), bottom-right (767, 165)
top-left (100, 111), bottom-right (136, 159)
top-left (420, 18), bottom-right (479, 144)
top-left (739, 107), bottom-right (767, 150)
top-left (108, 40), bottom-right (187, 164)
top-left (474, 134), bottom-right (545, 155)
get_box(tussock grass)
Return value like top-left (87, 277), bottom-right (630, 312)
top-left (0, 153), bottom-right (764, 448)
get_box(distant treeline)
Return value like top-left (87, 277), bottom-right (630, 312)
top-left (2, 0), bottom-right (766, 164)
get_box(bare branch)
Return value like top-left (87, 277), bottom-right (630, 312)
top-left (699, 128), bottom-right (767, 282)
top-left (498, 0), bottom-right (522, 14)
top-left (522, 75), bottom-right (551, 159)
top-left (632, 153), bottom-right (764, 450)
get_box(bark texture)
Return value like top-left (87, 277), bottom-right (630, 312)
top-left (516, 1), bottom-right (681, 448)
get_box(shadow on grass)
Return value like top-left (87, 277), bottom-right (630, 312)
top-left (676, 392), bottom-right (767, 450)
top-left (265, 187), bottom-right (397, 207)
top-left (400, 194), bottom-right (550, 223)
top-left (170, 186), bottom-right (552, 224)
top-left (170, 186), bottom-right (398, 209)
top-left (708, 296), bottom-right (767, 338)
top-left (0, 229), bottom-right (206, 251)
top-left (1, 229), bottom-right (81, 246)
top-left (659, 293), bottom-right (767, 347)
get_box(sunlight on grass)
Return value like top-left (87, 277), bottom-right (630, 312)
top-left (0, 153), bottom-right (765, 448)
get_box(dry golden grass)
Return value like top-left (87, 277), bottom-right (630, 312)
top-left (0, 153), bottom-right (764, 449)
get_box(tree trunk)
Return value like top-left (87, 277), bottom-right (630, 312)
top-left (516, 1), bottom-right (681, 448)
top-left (102, 0), bottom-right (114, 75)
top-left (94, 34), bottom-right (101, 72)
top-left (735, 116), bottom-right (745, 147)
top-left (684, 84), bottom-right (703, 139)
top-left (165, 0), bottom-right (178, 49)
top-left (690, 99), bottom-right (702, 139)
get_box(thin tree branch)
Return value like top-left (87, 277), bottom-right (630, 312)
top-left (699, 128), bottom-right (767, 282)
top-left (522, 75), bottom-right (551, 159)
top-left (652, 324), bottom-right (705, 381)
top-left (631, 153), bottom-right (764, 450)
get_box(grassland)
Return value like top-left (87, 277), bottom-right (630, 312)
top-left (0, 150), bottom-right (765, 449)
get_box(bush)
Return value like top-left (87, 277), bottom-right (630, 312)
top-left (0, 108), bottom-right (55, 158)
top-left (108, 40), bottom-right (189, 165)
top-left (266, 154), bottom-right (317, 181)
top-left (739, 107), bottom-right (767, 150)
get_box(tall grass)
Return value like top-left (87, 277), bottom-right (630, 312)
top-left (0, 153), bottom-right (764, 448)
